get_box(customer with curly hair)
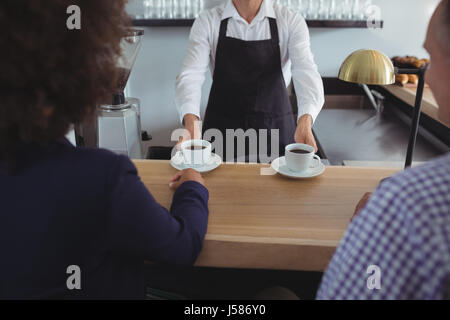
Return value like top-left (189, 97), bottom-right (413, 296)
top-left (0, 0), bottom-right (209, 299)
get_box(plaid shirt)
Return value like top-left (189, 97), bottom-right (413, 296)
top-left (317, 153), bottom-right (450, 300)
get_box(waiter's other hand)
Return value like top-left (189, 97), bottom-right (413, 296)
top-left (294, 114), bottom-right (318, 152)
top-left (177, 114), bottom-right (202, 149)
top-left (169, 168), bottom-right (205, 190)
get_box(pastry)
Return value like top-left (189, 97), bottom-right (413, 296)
top-left (408, 74), bottom-right (419, 85)
top-left (395, 74), bottom-right (409, 85)
top-left (413, 59), bottom-right (430, 69)
top-left (392, 56), bottom-right (429, 69)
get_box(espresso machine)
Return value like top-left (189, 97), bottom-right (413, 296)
top-left (76, 28), bottom-right (148, 159)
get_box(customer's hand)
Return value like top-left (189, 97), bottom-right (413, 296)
top-left (169, 168), bottom-right (205, 190)
top-left (351, 192), bottom-right (372, 221)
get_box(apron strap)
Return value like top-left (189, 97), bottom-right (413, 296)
top-left (268, 18), bottom-right (279, 44)
top-left (219, 18), bottom-right (230, 40)
top-left (220, 17), bottom-right (278, 44)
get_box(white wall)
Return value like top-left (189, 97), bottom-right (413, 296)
top-left (126, 0), bottom-right (440, 147)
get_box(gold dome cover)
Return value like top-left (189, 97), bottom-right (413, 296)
top-left (338, 49), bottom-right (395, 85)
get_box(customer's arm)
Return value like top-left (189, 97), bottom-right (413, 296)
top-left (316, 177), bottom-right (433, 300)
top-left (106, 156), bottom-right (209, 266)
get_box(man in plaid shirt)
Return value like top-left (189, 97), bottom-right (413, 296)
top-left (317, 0), bottom-right (450, 300)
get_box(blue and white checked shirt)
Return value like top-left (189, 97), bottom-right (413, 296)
top-left (317, 153), bottom-right (450, 300)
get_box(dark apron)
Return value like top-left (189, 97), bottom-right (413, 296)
top-left (202, 17), bottom-right (296, 163)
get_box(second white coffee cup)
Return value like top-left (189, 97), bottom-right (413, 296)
top-left (285, 143), bottom-right (321, 172)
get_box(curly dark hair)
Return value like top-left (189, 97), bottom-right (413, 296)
top-left (0, 0), bottom-right (130, 162)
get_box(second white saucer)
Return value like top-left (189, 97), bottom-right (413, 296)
top-left (271, 156), bottom-right (325, 179)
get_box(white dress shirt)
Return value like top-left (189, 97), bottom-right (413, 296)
top-left (175, 0), bottom-right (324, 124)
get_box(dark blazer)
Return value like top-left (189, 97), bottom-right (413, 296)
top-left (0, 140), bottom-right (209, 299)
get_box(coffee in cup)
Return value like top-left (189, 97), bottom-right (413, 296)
top-left (285, 143), bottom-right (321, 172)
top-left (187, 146), bottom-right (207, 151)
top-left (289, 149), bottom-right (310, 154)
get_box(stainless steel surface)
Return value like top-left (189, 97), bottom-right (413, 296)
top-left (313, 109), bottom-right (444, 165)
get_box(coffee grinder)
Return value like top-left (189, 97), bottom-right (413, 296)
top-left (76, 28), bottom-right (147, 159)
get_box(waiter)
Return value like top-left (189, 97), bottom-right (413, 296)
top-left (176, 0), bottom-right (324, 162)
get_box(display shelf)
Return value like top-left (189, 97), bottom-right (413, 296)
top-left (132, 19), bottom-right (384, 28)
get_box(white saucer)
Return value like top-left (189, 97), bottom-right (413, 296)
top-left (170, 152), bottom-right (222, 173)
top-left (271, 156), bottom-right (325, 179)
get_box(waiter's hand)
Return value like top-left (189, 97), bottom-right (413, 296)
top-left (294, 114), bottom-right (318, 152)
top-left (178, 114), bottom-right (202, 149)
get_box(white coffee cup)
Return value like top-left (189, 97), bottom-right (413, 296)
top-left (181, 139), bottom-right (212, 167)
top-left (285, 143), bottom-right (321, 172)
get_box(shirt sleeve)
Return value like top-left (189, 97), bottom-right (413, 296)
top-left (316, 172), bottom-right (448, 300)
top-left (287, 12), bottom-right (324, 123)
top-left (106, 155), bottom-right (209, 266)
top-left (175, 12), bottom-right (212, 124)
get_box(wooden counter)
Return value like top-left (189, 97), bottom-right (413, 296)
top-left (382, 85), bottom-right (446, 126)
top-left (134, 160), bottom-right (398, 272)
